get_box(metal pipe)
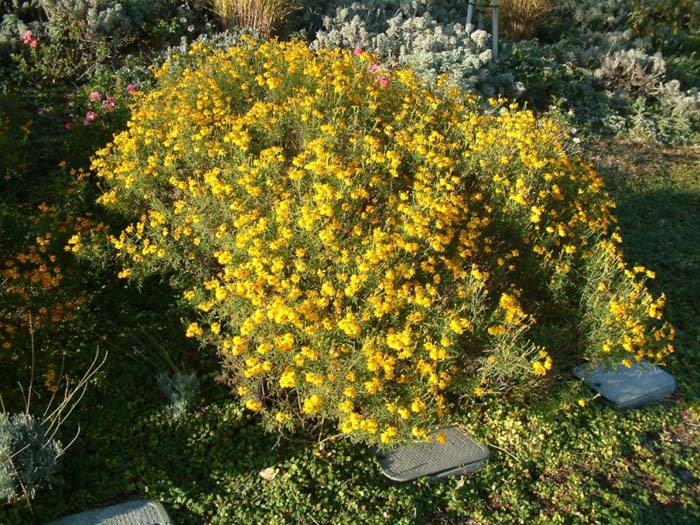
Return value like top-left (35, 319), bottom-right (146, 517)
top-left (466, 0), bottom-right (476, 28)
top-left (492, 0), bottom-right (499, 62)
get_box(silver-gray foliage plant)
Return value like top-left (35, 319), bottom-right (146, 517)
top-left (312, 2), bottom-right (501, 94)
top-left (0, 413), bottom-right (62, 504)
top-left (0, 413), bottom-right (15, 503)
top-left (39, 0), bottom-right (149, 44)
top-left (505, 0), bottom-right (700, 144)
top-left (157, 371), bottom-right (200, 420)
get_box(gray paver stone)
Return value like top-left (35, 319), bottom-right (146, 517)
top-left (48, 499), bottom-right (172, 525)
top-left (379, 426), bottom-right (489, 482)
top-left (574, 360), bottom-right (676, 408)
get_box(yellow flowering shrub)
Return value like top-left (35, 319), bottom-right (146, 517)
top-left (91, 38), bottom-right (674, 444)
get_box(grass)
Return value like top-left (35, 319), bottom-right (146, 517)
top-left (212, 0), bottom-right (299, 36)
top-left (589, 140), bottom-right (700, 398)
top-left (497, 0), bottom-right (553, 40)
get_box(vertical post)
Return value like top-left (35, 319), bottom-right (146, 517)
top-left (466, 0), bottom-right (476, 28)
top-left (492, 0), bottom-right (499, 62)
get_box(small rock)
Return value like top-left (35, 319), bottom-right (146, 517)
top-left (678, 469), bottom-right (693, 483)
top-left (259, 467), bottom-right (278, 481)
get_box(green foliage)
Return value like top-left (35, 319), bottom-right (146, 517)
top-left (302, 0), bottom-right (471, 33)
top-left (307, 0), bottom-right (700, 145)
top-left (0, 93), bottom-right (31, 183)
top-left (0, 0), bottom-right (209, 85)
top-left (628, 0), bottom-right (700, 51)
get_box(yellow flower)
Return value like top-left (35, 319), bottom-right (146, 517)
top-left (449, 318), bottom-right (464, 335)
top-left (275, 412), bottom-right (291, 423)
top-left (410, 398), bottom-right (426, 413)
top-left (279, 367), bottom-right (296, 388)
top-left (305, 372), bottom-right (324, 386)
top-left (185, 322), bottom-right (203, 338)
top-left (411, 426), bottom-right (427, 439)
top-left (380, 426), bottom-right (397, 444)
top-left (487, 325), bottom-right (506, 336)
top-left (87, 39), bottom-right (675, 446)
top-left (533, 361), bottom-right (547, 376)
top-left (302, 394), bottom-right (322, 415)
top-left (245, 398), bottom-right (262, 411)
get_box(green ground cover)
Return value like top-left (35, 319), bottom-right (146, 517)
top-left (1, 1), bottom-right (699, 523)
top-left (7, 140), bottom-right (699, 525)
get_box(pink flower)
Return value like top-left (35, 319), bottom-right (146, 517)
top-left (377, 76), bottom-right (390, 88)
top-left (64, 121), bottom-right (72, 131)
top-left (368, 63), bottom-right (380, 73)
top-left (353, 47), bottom-right (363, 56)
top-left (21, 30), bottom-right (37, 48)
top-left (83, 111), bottom-right (97, 126)
top-left (88, 91), bottom-right (101, 101)
top-left (102, 96), bottom-right (116, 113)
top-left (126, 84), bottom-right (139, 94)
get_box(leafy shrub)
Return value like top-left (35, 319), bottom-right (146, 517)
top-left (92, 39), bottom-right (674, 445)
top-left (211, 0), bottom-right (299, 36)
top-left (0, 199), bottom-right (109, 375)
top-left (595, 48), bottom-right (666, 96)
top-left (0, 0), bottom-right (206, 84)
top-left (499, 15), bottom-right (700, 145)
top-left (303, 0), bottom-right (470, 31)
top-left (628, 0), bottom-right (700, 50)
top-left (555, 0), bottom-right (630, 34)
top-left (308, 0), bottom-right (700, 145)
top-left (0, 94), bottom-right (30, 181)
top-left (0, 414), bottom-right (15, 502)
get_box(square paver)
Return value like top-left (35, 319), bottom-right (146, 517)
top-left (48, 500), bottom-right (172, 525)
top-left (574, 360), bottom-right (676, 409)
top-left (379, 426), bottom-right (489, 482)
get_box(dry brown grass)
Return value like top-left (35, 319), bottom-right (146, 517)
top-left (212, 0), bottom-right (299, 37)
top-left (497, 0), bottom-right (553, 40)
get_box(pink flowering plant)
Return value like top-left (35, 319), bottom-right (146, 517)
top-left (21, 30), bottom-right (37, 48)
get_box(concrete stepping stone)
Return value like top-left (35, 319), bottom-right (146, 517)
top-left (574, 360), bottom-right (676, 409)
top-left (379, 426), bottom-right (489, 482)
top-left (49, 499), bottom-right (172, 525)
